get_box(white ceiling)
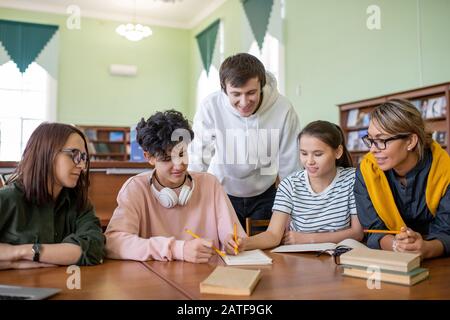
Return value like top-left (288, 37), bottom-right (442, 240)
top-left (0, 0), bottom-right (227, 29)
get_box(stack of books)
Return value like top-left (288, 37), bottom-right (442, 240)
top-left (340, 248), bottom-right (429, 286)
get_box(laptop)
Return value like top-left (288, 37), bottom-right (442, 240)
top-left (0, 284), bottom-right (61, 300)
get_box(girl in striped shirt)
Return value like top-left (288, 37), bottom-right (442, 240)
top-left (230, 120), bottom-right (364, 251)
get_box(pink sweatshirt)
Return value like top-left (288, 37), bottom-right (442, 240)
top-left (105, 171), bottom-right (246, 261)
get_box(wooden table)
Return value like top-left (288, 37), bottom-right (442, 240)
top-left (0, 260), bottom-right (188, 300)
top-left (142, 252), bottom-right (450, 300)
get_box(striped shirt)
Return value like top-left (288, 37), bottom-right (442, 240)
top-left (272, 167), bottom-right (357, 232)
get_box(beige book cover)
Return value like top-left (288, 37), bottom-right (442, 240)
top-left (200, 266), bottom-right (262, 296)
top-left (339, 248), bottom-right (421, 272)
top-left (342, 266), bottom-right (429, 286)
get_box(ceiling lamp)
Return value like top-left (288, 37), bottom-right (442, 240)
top-left (116, 23), bottom-right (152, 41)
top-left (116, 0), bottom-right (152, 42)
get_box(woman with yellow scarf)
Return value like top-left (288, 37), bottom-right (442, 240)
top-left (354, 99), bottom-right (450, 259)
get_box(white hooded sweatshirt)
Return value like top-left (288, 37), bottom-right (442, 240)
top-left (189, 72), bottom-right (301, 197)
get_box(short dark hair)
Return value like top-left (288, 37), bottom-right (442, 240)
top-left (136, 110), bottom-right (194, 158)
top-left (298, 120), bottom-right (353, 168)
top-left (220, 53), bottom-right (266, 92)
top-left (10, 122), bottom-right (91, 211)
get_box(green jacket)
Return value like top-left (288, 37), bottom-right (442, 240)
top-left (0, 182), bottom-right (105, 265)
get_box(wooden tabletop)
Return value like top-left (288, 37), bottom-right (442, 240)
top-left (1, 253), bottom-right (449, 300)
top-left (0, 260), bottom-right (188, 300)
top-left (142, 252), bottom-right (450, 300)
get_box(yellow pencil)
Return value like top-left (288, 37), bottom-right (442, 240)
top-left (185, 229), bottom-right (226, 257)
top-left (233, 222), bottom-right (239, 255)
top-left (363, 229), bottom-right (401, 234)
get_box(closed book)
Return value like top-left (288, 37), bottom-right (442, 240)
top-left (342, 265), bottom-right (429, 286)
top-left (221, 249), bottom-right (272, 266)
top-left (339, 248), bottom-right (421, 273)
top-left (200, 266), bottom-right (262, 296)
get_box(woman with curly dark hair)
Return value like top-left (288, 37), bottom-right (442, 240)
top-left (0, 123), bottom-right (105, 270)
top-left (105, 110), bottom-right (246, 264)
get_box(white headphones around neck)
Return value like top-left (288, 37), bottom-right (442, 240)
top-left (150, 170), bottom-right (195, 208)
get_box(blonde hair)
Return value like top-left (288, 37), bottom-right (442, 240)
top-left (370, 99), bottom-right (432, 161)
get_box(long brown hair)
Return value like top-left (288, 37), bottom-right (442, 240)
top-left (298, 120), bottom-right (353, 167)
top-left (8, 122), bottom-right (91, 211)
top-left (370, 99), bottom-right (432, 161)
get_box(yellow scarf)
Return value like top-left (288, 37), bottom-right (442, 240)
top-left (360, 141), bottom-right (450, 231)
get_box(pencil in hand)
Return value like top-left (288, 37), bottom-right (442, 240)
top-left (185, 228), bottom-right (226, 257)
top-left (363, 229), bottom-right (401, 235)
top-left (233, 222), bottom-right (239, 255)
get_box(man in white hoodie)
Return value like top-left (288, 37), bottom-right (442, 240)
top-left (189, 53), bottom-right (301, 230)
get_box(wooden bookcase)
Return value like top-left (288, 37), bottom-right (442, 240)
top-left (337, 82), bottom-right (450, 165)
top-left (77, 125), bottom-right (131, 161)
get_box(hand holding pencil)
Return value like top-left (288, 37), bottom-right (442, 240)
top-left (224, 223), bottom-right (245, 255)
top-left (185, 229), bottom-right (226, 256)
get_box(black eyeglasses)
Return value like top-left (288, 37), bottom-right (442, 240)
top-left (361, 134), bottom-right (410, 150)
top-left (60, 148), bottom-right (88, 165)
top-left (317, 245), bottom-right (353, 265)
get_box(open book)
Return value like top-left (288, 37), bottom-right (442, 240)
top-left (221, 249), bottom-right (272, 266)
top-left (270, 238), bottom-right (367, 255)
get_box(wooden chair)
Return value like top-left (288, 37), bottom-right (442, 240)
top-left (245, 217), bottom-right (270, 236)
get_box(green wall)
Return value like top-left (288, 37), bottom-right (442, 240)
top-left (2, 0), bottom-right (449, 126)
top-left (189, 0), bottom-right (450, 125)
top-left (284, 0), bottom-right (450, 125)
top-left (0, 7), bottom-right (190, 126)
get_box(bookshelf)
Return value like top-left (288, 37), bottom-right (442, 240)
top-left (77, 125), bottom-right (131, 161)
top-left (337, 82), bottom-right (450, 165)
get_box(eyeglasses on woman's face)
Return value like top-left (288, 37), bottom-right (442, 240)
top-left (361, 134), bottom-right (410, 150)
top-left (60, 148), bottom-right (88, 166)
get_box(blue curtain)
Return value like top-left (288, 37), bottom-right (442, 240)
top-left (196, 19), bottom-right (220, 75)
top-left (241, 0), bottom-right (274, 50)
top-left (0, 20), bottom-right (58, 73)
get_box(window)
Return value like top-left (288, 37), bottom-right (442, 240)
top-left (0, 61), bottom-right (56, 161)
top-left (248, 33), bottom-right (282, 90)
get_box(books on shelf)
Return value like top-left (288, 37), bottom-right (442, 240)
top-left (347, 109), bottom-right (359, 127)
top-left (342, 265), bottom-right (429, 286)
top-left (109, 131), bottom-right (124, 142)
top-left (130, 125), bottom-right (145, 162)
top-left (347, 130), bottom-right (368, 152)
top-left (271, 238), bottom-right (367, 255)
top-left (200, 266), bottom-right (262, 296)
top-left (339, 248), bottom-right (421, 273)
top-left (433, 131), bottom-right (447, 146)
top-left (420, 96), bottom-right (447, 119)
top-left (356, 111), bottom-right (370, 127)
top-left (83, 129), bottom-right (97, 141)
top-left (95, 143), bottom-right (110, 154)
top-left (346, 110), bottom-right (370, 128)
top-left (221, 249), bottom-right (272, 266)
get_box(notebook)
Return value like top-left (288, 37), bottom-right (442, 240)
top-left (271, 238), bottom-right (368, 254)
top-left (342, 265), bottom-right (429, 286)
top-left (221, 249), bottom-right (272, 265)
top-left (200, 266), bottom-right (262, 296)
top-left (339, 248), bottom-right (421, 273)
top-left (0, 284), bottom-right (60, 300)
